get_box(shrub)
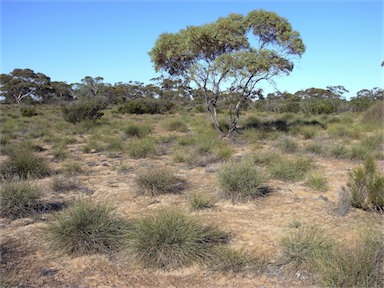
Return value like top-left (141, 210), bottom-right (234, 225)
top-left (135, 168), bottom-right (185, 196)
top-left (346, 157), bottom-right (384, 211)
top-left (0, 180), bottom-right (41, 218)
top-left (61, 99), bottom-right (107, 124)
top-left (217, 159), bottom-right (267, 203)
top-left (329, 143), bottom-right (350, 159)
top-left (0, 144), bottom-right (51, 180)
top-left (128, 209), bottom-right (229, 270)
top-left (45, 200), bottom-right (129, 256)
top-left (189, 192), bottom-right (216, 211)
top-left (20, 106), bottom-right (38, 117)
top-left (117, 98), bottom-right (174, 114)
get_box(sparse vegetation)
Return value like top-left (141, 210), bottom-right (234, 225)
top-left (306, 173), bottom-right (328, 191)
top-left (189, 192), bottom-right (216, 210)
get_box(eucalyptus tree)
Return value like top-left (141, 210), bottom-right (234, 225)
top-left (149, 10), bottom-right (305, 136)
top-left (0, 68), bottom-right (51, 104)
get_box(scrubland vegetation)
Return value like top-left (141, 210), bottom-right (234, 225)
top-left (0, 99), bottom-right (383, 287)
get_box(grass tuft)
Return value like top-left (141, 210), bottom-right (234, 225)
top-left (135, 168), bottom-right (186, 196)
top-left (45, 200), bottom-right (129, 256)
top-left (128, 209), bottom-right (229, 270)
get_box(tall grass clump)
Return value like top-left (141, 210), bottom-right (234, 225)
top-left (269, 156), bottom-right (313, 182)
top-left (128, 209), bottom-right (229, 270)
top-left (122, 123), bottom-right (151, 138)
top-left (161, 118), bottom-right (189, 132)
top-left (126, 138), bottom-right (157, 158)
top-left (0, 144), bottom-right (51, 179)
top-left (305, 173), bottom-right (328, 191)
top-left (346, 157), bottom-right (384, 212)
top-left (0, 180), bottom-right (41, 219)
top-left (45, 200), bottom-right (129, 256)
top-left (217, 159), bottom-right (267, 203)
top-left (276, 137), bottom-right (299, 153)
top-left (312, 227), bottom-right (384, 287)
top-left (135, 168), bottom-right (185, 196)
top-left (280, 225), bottom-right (334, 272)
top-left (189, 192), bottom-right (216, 211)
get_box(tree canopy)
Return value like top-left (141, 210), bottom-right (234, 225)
top-left (149, 9), bottom-right (305, 136)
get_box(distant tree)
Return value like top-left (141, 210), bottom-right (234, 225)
top-left (48, 81), bottom-right (74, 103)
top-left (149, 9), bottom-right (305, 137)
top-left (73, 76), bottom-right (107, 100)
top-left (0, 68), bottom-right (51, 104)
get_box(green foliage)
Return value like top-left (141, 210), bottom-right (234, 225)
top-left (135, 168), bottom-right (185, 196)
top-left (315, 229), bottom-right (384, 287)
top-left (189, 192), bottom-right (216, 210)
top-left (306, 173), bottom-right (328, 191)
top-left (20, 106), bottom-right (38, 117)
top-left (122, 123), bottom-right (152, 138)
top-left (126, 138), bottom-right (157, 158)
top-left (0, 143), bottom-right (51, 180)
top-left (128, 209), bottom-right (229, 270)
top-left (347, 157), bottom-right (384, 211)
top-left (61, 99), bottom-right (107, 124)
top-left (161, 118), bottom-right (189, 132)
top-left (45, 200), bottom-right (129, 255)
top-left (361, 101), bottom-right (384, 128)
top-left (268, 155), bottom-right (313, 182)
top-left (217, 159), bottom-right (267, 203)
top-left (304, 141), bottom-right (324, 155)
top-left (280, 225), bottom-right (334, 271)
top-left (0, 180), bottom-right (41, 219)
top-left (329, 143), bottom-right (350, 159)
top-left (117, 98), bottom-right (174, 115)
top-left (277, 136), bottom-right (299, 153)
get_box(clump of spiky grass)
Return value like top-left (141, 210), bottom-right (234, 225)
top-left (189, 192), bottom-right (216, 211)
top-left (128, 209), bottom-right (229, 270)
top-left (313, 226), bottom-right (384, 287)
top-left (346, 157), bottom-right (384, 211)
top-left (208, 246), bottom-right (261, 274)
top-left (305, 141), bottom-right (324, 155)
top-left (135, 168), bottom-right (185, 196)
top-left (162, 118), bottom-right (189, 132)
top-left (45, 200), bottom-right (129, 256)
top-left (277, 137), bottom-right (299, 153)
top-left (217, 159), bottom-right (267, 203)
top-left (269, 156), bottom-right (313, 182)
top-left (123, 123), bottom-right (151, 138)
top-left (126, 138), bottom-right (157, 158)
top-left (0, 180), bottom-right (42, 219)
top-left (50, 176), bottom-right (81, 193)
top-left (280, 225), bottom-right (334, 271)
top-left (306, 173), bottom-right (328, 191)
top-left (62, 160), bottom-right (83, 176)
top-left (328, 142), bottom-right (350, 159)
top-left (0, 143), bottom-right (51, 180)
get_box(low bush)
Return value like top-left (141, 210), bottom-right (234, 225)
top-left (0, 180), bottom-right (41, 218)
top-left (128, 209), bottom-right (229, 270)
top-left (135, 168), bottom-right (185, 196)
top-left (45, 200), bottom-right (129, 255)
top-left (306, 173), bottom-right (328, 191)
top-left (162, 118), bottom-right (189, 132)
top-left (61, 99), bottom-right (107, 124)
top-left (117, 98), bottom-right (174, 115)
top-left (123, 123), bottom-right (151, 138)
top-left (217, 159), bottom-right (267, 203)
top-left (20, 106), bottom-right (38, 117)
top-left (347, 157), bottom-right (384, 211)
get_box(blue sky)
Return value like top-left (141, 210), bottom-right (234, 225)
top-left (1, 0), bottom-right (383, 98)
